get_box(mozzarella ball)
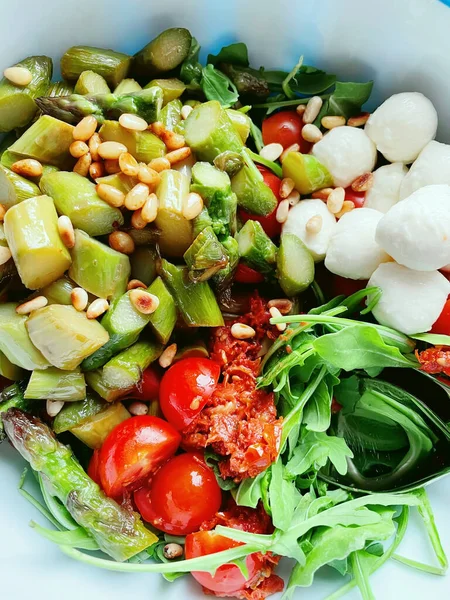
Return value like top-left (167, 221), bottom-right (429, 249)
top-left (364, 163), bottom-right (408, 213)
top-left (375, 184), bottom-right (450, 271)
top-left (367, 263), bottom-right (450, 334)
top-left (399, 141), bottom-right (450, 199)
top-left (312, 126), bottom-right (377, 188)
top-left (282, 199), bottom-right (336, 261)
top-left (325, 208), bottom-right (390, 280)
top-left (365, 92), bottom-right (437, 163)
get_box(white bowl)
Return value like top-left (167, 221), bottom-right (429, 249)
top-left (1, 1), bottom-right (450, 598)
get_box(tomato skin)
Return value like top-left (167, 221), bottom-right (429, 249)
top-left (185, 531), bottom-right (262, 594)
top-left (129, 366), bottom-right (161, 401)
top-left (234, 263), bottom-right (265, 284)
top-left (239, 166), bottom-right (282, 239)
top-left (160, 358), bottom-right (220, 431)
top-left (88, 449), bottom-right (102, 486)
top-left (331, 275), bottom-right (368, 298)
top-left (344, 188), bottom-right (365, 208)
top-left (98, 415), bottom-right (181, 498)
top-left (262, 110), bottom-right (311, 153)
top-left (431, 298), bottom-right (450, 334)
top-left (134, 452), bottom-right (222, 535)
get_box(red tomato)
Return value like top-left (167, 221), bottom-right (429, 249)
top-left (262, 110), bottom-right (311, 153)
top-left (88, 449), bottom-right (102, 486)
top-left (431, 298), bottom-right (450, 334)
top-left (129, 366), bottom-right (161, 401)
top-left (331, 275), bottom-right (368, 298)
top-left (98, 415), bottom-right (181, 498)
top-left (185, 531), bottom-right (263, 594)
top-left (160, 358), bottom-right (220, 430)
top-left (239, 166), bottom-right (282, 238)
top-left (234, 263), bottom-right (265, 284)
top-left (344, 188), bottom-right (365, 208)
top-left (134, 452), bottom-right (221, 535)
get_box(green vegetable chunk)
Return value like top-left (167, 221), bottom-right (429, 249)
top-left (0, 304), bottom-right (49, 370)
top-left (61, 46), bottom-right (131, 88)
top-left (130, 246), bottom-right (158, 286)
top-left (277, 233), bottom-right (315, 296)
top-left (237, 220), bottom-right (278, 275)
top-left (74, 70), bottom-right (110, 95)
top-left (220, 64), bottom-right (270, 100)
top-left (155, 169), bottom-right (193, 256)
top-left (25, 367), bottom-right (86, 402)
top-left (46, 80), bottom-right (74, 97)
top-left (53, 393), bottom-right (107, 433)
top-left (4, 195), bottom-right (72, 289)
top-left (226, 109), bottom-right (251, 143)
top-left (146, 78), bottom-right (186, 105)
top-left (41, 276), bottom-right (77, 305)
top-left (231, 163), bottom-right (278, 216)
top-left (70, 402), bottom-right (131, 448)
top-left (0, 383), bottom-right (31, 441)
top-left (99, 119), bottom-right (165, 162)
top-left (0, 164), bottom-right (41, 208)
top-left (113, 79), bottom-right (142, 94)
top-left (132, 27), bottom-right (192, 79)
top-left (159, 99), bottom-right (183, 131)
top-left (282, 152), bottom-right (333, 195)
top-left (95, 172), bottom-right (137, 193)
top-left (147, 277), bottom-right (177, 344)
top-left (0, 352), bottom-right (24, 381)
top-left (184, 227), bottom-right (228, 282)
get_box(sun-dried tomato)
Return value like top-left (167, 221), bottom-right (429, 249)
top-left (416, 346), bottom-right (450, 377)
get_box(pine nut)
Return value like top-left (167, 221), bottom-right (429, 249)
top-left (311, 188), bottom-right (333, 200)
top-left (181, 105), bottom-right (193, 120)
top-left (16, 295), bottom-right (48, 315)
top-left (0, 204), bottom-right (6, 222)
top-left (125, 183), bottom-right (150, 211)
top-left (190, 397), bottom-right (201, 410)
top-left (182, 192), bottom-right (203, 220)
top-left (109, 231), bottom-right (135, 255)
top-left (104, 159), bottom-right (121, 174)
top-left (4, 66), bottom-right (32, 86)
top-left (69, 140), bottom-right (89, 158)
top-left (57, 215), bottom-right (75, 248)
top-left (96, 183), bottom-right (125, 208)
top-left (119, 152), bottom-right (139, 177)
top-left (327, 187), bottom-right (346, 214)
top-left (141, 193), bottom-right (158, 223)
top-left (303, 96), bottom-right (323, 124)
top-left (268, 299), bottom-right (293, 315)
top-left (131, 208), bottom-right (147, 230)
top-left (73, 153), bottom-right (92, 177)
top-left (89, 161), bottom-right (105, 179)
top-left (98, 141), bottom-right (128, 160)
top-left (137, 164), bottom-right (160, 187)
top-left (321, 115), bottom-right (346, 130)
top-left (151, 121), bottom-right (166, 137)
top-left (276, 199), bottom-right (290, 224)
top-left (88, 133), bottom-right (102, 161)
top-left (302, 124), bottom-right (323, 143)
top-left (148, 157), bottom-right (171, 172)
top-left (305, 214), bottom-right (323, 234)
top-left (280, 143), bottom-right (300, 162)
top-left (347, 112), bottom-right (370, 127)
top-left (119, 113), bottom-right (148, 132)
top-left (286, 190), bottom-right (300, 206)
top-left (351, 172), bottom-right (374, 193)
top-left (129, 401), bottom-right (149, 416)
top-left (280, 177), bottom-right (295, 199)
top-left (159, 343), bottom-right (178, 368)
top-left (166, 147), bottom-right (192, 165)
top-left (260, 143), bottom-right (283, 162)
top-left (0, 247), bottom-right (11, 266)
top-left (130, 289), bottom-right (160, 314)
top-left (162, 131), bottom-right (186, 151)
top-left (73, 116), bottom-right (98, 141)
top-left (47, 400), bottom-right (64, 418)
top-left (86, 298), bottom-right (109, 319)
top-left (296, 104), bottom-right (306, 117)
top-left (231, 323), bottom-right (256, 340)
top-left (269, 306), bottom-right (287, 332)
top-left (127, 279), bottom-right (146, 290)
top-left (335, 200), bottom-right (355, 219)
top-left (163, 543), bottom-right (183, 560)
top-left (11, 159), bottom-right (43, 178)
top-left (71, 287), bottom-right (89, 312)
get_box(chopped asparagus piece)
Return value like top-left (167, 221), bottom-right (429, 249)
top-left (127, 227), bottom-right (160, 246)
top-left (99, 119), bottom-right (165, 162)
top-left (71, 402), bottom-right (131, 448)
top-left (41, 276), bottom-right (77, 305)
top-left (155, 169), bottom-right (193, 256)
top-left (25, 367), bottom-right (86, 402)
top-left (0, 303), bottom-right (49, 370)
top-left (146, 78), bottom-right (186, 105)
top-left (85, 369), bottom-right (127, 402)
top-left (0, 164), bottom-right (40, 208)
top-left (95, 172), bottom-right (137, 193)
top-left (277, 233), bottom-right (315, 296)
top-left (80, 330), bottom-right (139, 373)
top-left (0, 383), bottom-right (31, 441)
top-left (184, 226), bottom-right (228, 282)
top-left (130, 246), bottom-right (158, 286)
top-left (26, 305), bottom-right (109, 370)
top-left (220, 64), bottom-right (270, 100)
top-left (113, 78), bottom-right (142, 94)
top-left (4, 195), bottom-right (71, 289)
top-left (174, 343), bottom-right (209, 362)
top-left (0, 132), bottom-right (17, 158)
top-left (0, 352), bottom-right (25, 381)
top-left (61, 46), bottom-right (131, 88)
top-left (184, 100), bottom-right (243, 162)
top-left (0, 56), bottom-right (52, 133)
top-left (226, 109), bottom-right (251, 143)
top-left (282, 152), bottom-right (333, 195)
top-left (213, 151), bottom-right (245, 178)
top-left (40, 171), bottom-right (124, 236)
top-left (193, 206), bottom-right (214, 238)
top-left (147, 277), bottom-right (177, 344)
top-left (46, 80), bottom-right (74, 97)
top-left (69, 230), bottom-right (130, 299)
top-left (237, 220), bottom-right (278, 275)
top-left (132, 28), bottom-right (192, 79)
top-left (103, 340), bottom-right (163, 391)
top-left (53, 393), bottom-right (106, 433)
top-left (3, 409), bottom-right (158, 560)
top-left (74, 70), bottom-right (111, 95)
top-left (160, 259), bottom-right (224, 327)
top-left (159, 99), bottom-right (182, 131)
top-left (212, 235), bottom-right (240, 290)
top-left (232, 159), bottom-right (278, 216)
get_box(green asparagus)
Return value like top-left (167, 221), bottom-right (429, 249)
top-left (85, 369), bottom-right (126, 403)
top-left (99, 119), bottom-right (165, 162)
top-left (282, 151), bottom-right (333, 195)
top-left (132, 28), bottom-right (192, 79)
top-left (3, 409), bottom-right (158, 559)
top-left (159, 99), bottom-right (183, 131)
top-left (147, 277), bottom-right (177, 344)
top-left (95, 172), bottom-right (137, 193)
top-left (0, 352), bottom-right (25, 381)
top-left (61, 46), bottom-right (131, 88)
top-left (155, 169), bottom-right (193, 256)
top-left (277, 233), bottom-right (315, 296)
top-left (146, 78), bottom-right (186, 105)
top-left (25, 367), bottom-right (86, 402)
top-left (212, 235), bottom-right (240, 290)
top-left (113, 79), bottom-right (142, 94)
top-left (226, 109), bottom-right (251, 143)
top-left (70, 402), bottom-right (131, 449)
top-left (0, 304), bottom-right (50, 370)
top-left (0, 383), bottom-right (31, 441)
top-left (237, 219), bottom-right (278, 275)
top-left (74, 71), bottom-right (110, 95)
top-left (219, 64), bottom-right (270, 100)
top-left (193, 206), bottom-right (214, 238)
top-left (231, 161), bottom-right (278, 216)
top-left (41, 276), bottom-right (78, 305)
top-left (102, 340), bottom-right (163, 391)
top-left (46, 81), bottom-right (75, 97)
top-left (0, 164), bottom-right (40, 208)
top-left (130, 246), bottom-right (158, 286)
top-left (183, 226), bottom-right (228, 282)
top-left (53, 393), bottom-right (107, 433)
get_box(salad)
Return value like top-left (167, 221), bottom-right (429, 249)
top-left (0, 25), bottom-right (449, 600)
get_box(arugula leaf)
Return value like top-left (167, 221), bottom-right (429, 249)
top-left (249, 120), bottom-right (264, 152)
top-left (350, 550), bottom-right (376, 600)
top-left (410, 332), bottom-right (450, 345)
top-left (234, 472), bottom-right (264, 508)
top-left (200, 64), bottom-right (239, 107)
top-left (30, 521), bottom-right (99, 550)
top-left (247, 149), bottom-right (283, 178)
top-left (282, 55), bottom-right (304, 99)
top-left (268, 458), bottom-right (301, 531)
top-left (316, 81), bottom-right (374, 123)
top-left (208, 42), bottom-right (249, 67)
top-left (303, 377), bottom-right (333, 432)
top-left (262, 65), bottom-right (336, 95)
top-left (286, 430), bottom-right (353, 477)
top-left (204, 450), bottom-right (238, 491)
top-left (179, 37), bottom-right (202, 85)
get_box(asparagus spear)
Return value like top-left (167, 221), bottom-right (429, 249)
top-left (95, 172), bottom-right (137, 193)
top-left (130, 246), bottom-right (158, 286)
top-left (231, 162), bottom-right (278, 216)
top-left (102, 340), bottom-right (163, 391)
top-left (41, 276), bottom-right (78, 305)
top-left (25, 367), bottom-right (86, 402)
top-left (0, 56), bottom-right (52, 132)
top-left (46, 81), bottom-right (74, 97)
top-left (36, 87), bottom-right (164, 126)
top-left (99, 119), bottom-right (165, 162)
top-left (146, 78), bottom-right (186, 105)
top-left (0, 304), bottom-right (49, 370)
top-left (60, 46), bottom-right (131, 88)
top-left (0, 383), bottom-right (31, 441)
top-left (219, 64), bottom-right (270, 100)
top-left (226, 109), bottom-right (251, 143)
top-left (74, 71), bottom-right (110, 95)
top-left (0, 164), bottom-right (40, 208)
top-left (113, 78), bottom-right (142, 94)
top-left (3, 409), bottom-right (157, 560)
top-left (277, 233), bottom-right (315, 296)
top-left (155, 169), bottom-right (193, 256)
top-left (193, 206), bottom-right (214, 238)
top-left (53, 393), bottom-right (107, 433)
top-left (85, 369), bottom-right (126, 403)
top-left (0, 352), bottom-right (24, 381)
top-left (159, 99), bottom-right (182, 131)
top-left (282, 151), bottom-right (333, 195)
top-left (237, 220), bottom-right (278, 275)
top-left (146, 277), bottom-right (177, 344)
top-left (132, 28), bottom-right (192, 79)
top-left (212, 235), bottom-right (240, 290)
top-left (184, 226), bottom-right (228, 282)
top-left (70, 401), bottom-right (130, 448)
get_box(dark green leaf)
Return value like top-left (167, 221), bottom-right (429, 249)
top-left (180, 37), bottom-right (202, 85)
top-left (204, 449), bottom-right (238, 491)
top-left (410, 332), bottom-right (450, 346)
top-left (316, 81), bottom-right (373, 123)
top-left (262, 65), bottom-right (336, 95)
top-left (303, 378), bottom-right (332, 432)
top-left (208, 43), bottom-right (249, 67)
top-left (286, 430), bottom-right (353, 477)
top-left (268, 458), bottom-right (301, 531)
top-left (200, 64), bottom-right (239, 107)
top-left (234, 472), bottom-right (264, 508)
top-left (281, 56), bottom-right (304, 99)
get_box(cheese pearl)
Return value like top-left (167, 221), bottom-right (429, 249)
top-left (364, 163), bottom-right (408, 213)
top-left (399, 141), bottom-right (450, 199)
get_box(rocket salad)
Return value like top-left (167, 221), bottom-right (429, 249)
top-left (0, 25), bottom-right (450, 600)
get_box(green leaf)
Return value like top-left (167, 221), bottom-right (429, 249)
top-left (282, 56), bottom-right (304, 99)
top-left (262, 66), bottom-right (336, 95)
top-left (303, 378), bottom-right (332, 432)
top-left (204, 450), bottom-right (238, 491)
top-left (200, 64), bottom-right (239, 107)
top-left (249, 120), bottom-right (264, 152)
top-left (316, 81), bottom-right (373, 123)
top-left (180, 37), bottom-right (202, 85)
top-left (268, 458), bottom-right (301, 531)
top-left (350, 551), bottom-right (376, 600)
top-left (287, 430), bottom-right (353, 477)
top-left (410, 332), bottom-right (450, 346)
top-left (234, 472), bottom-right (264, 508)
top-left (31, 521), bottom-right (99, 550)
top-left (247, 149), bottom-right (283, 178)
top-left (208, 42), bottom-right (249, 67)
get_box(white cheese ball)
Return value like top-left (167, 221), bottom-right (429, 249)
top-left (364, 163), bottom-right (408, 213)
top-left (375, 184), bottom-right (450, 271)
top-left (282, 199), bottom-right (336, 262)
top-left (399, 141), bottom-right (450, 199)
top-left (312, 126), bottom-right (377, 188)
top-left (367, 263), bottom-right (450, 334)
top-left (325, 208), bottom-right (390, 280)
top-left (365, 92), bottom-right (437, 163)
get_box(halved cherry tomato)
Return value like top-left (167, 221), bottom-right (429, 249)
top-left (134, 452), bottom-right (221, 535)
top-left (129, 366), bottom-right (161, 401)
top-left (262, 110), bottom-right (311, 153)
top-left (431, 298), bottom-right (450, 335)
top-left (344, 188), bottom-right (365, 208)
top-left (331, 275), bottom-right (368, 298)
top-left (98, 415), bottom-right (180, 498)
top-left (159, 358), bottom-right (220, 430)
top-left (239, 166), bottom-right (282, 239)
top-left (234, 263), bottom-right (265, 284)
top-left (88, 449), bottom-right (102, 486)
top-left (185, 531), bottom-right (263, 594)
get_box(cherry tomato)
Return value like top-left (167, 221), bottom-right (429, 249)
top-left (344, 188), bottom-right (365, 208)
top-left (98, 415), bottom-right (181, 498)
top-left (129, 366), bottom-right (161, 401)
top-left (431, 298), bottom-right (450, 335)
top-left (185, 531), bottom-right (263, 594)
top-left (134, 452), bottom-right (222, 535)
top-left (239, 166), bottom-right (282, 238)
top-left (331, 275), bottom-right (368, 298)
top-left (88, 449), bottom-right (102, 486)
top-left (160, 358), bottom-right (220, 430)
top-left (262, 110), bottom-right (311, 153)
top-left (234, 263), bottom-right (265, 284)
